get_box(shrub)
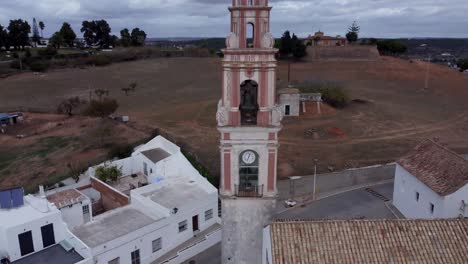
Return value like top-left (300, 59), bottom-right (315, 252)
top-left (24, 49), bottom-right (32, 58)
top-left (89, 54), bottom-right (111, 66)
top-left (37, 47), bottom-right (58, 58)
top-left (9, 60), bottom-right (22, 69)
top-left (108, 144), bottom-right (134, 159)
top-left (457, 58), bottom-right (468, 72)
top-left (95, 165), bottom-right (122, 182)
top-left (299, 81), bottom-right (349, 108)
top-left (29, 60), bottom-right (50, 72)
top-left (84, 98), bottom-right (119, 117)
top-left (377, 40), bottom-right (407, 55)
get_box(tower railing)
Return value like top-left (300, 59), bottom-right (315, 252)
top-left (235, 184), bottom-right (263, 198)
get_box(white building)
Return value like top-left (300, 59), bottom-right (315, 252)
top-left (278, 88), bottom-right (300, 117)
top-left (0, 187), bottom-right (87, 264)
top-left (393, 139), bottom-right (468, 219)
top-left (72, 136), bottom-right (221, 264)
top-left (1, 136), bottom-right (220, 264)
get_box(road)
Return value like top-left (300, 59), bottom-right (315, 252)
top-left (274, 182), bottom-right (396, 220)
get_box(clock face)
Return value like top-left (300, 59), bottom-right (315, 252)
top-left (242, 151), bottom-right (256, 165)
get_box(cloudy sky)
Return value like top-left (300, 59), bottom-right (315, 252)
top-left (0, 0), bottom-right (467, 39)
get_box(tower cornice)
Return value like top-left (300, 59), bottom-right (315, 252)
top-left (228, 6), bottom-right (272, 11)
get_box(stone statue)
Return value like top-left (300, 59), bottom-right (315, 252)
top-left (226, 32), bottom-right (239, 49)
top-left (216, 100), bottom-right (228, 127)
top-left (271, 105), bottom-right (284, 126)
top-left (262, 32), bottom-right (275, 49)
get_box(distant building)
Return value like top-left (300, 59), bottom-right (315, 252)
top-left (304, 31), bottom-right (348, 47)
top-left (47, 189), bottom-right (92, 230)
top-left (262, 219), bottom-right (468, 264)
top-left (0, 112), bottom-right (22, 126)
top-left (278, 88), bottom-right (300, 117)
top-left (393, 139), bottom-right (468, 219)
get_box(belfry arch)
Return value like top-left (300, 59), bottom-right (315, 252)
top-left (239, 80), bottom-right (259, 125)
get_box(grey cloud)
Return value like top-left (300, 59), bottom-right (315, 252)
top-left (0, 0), bottom-right (467, 38)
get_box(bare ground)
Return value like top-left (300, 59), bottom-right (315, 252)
top-left (0, 56), bottom-right (467, 185)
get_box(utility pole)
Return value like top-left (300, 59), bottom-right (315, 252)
top-left (313, 158), bottom-right (318, 200)
top-left (287, 62), bottom-right (291, 85)
top-left (425, 55), bottom-right (431, 90)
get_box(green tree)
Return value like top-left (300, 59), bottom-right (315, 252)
top-left (59, 22), bottom-right (77, 47)
top-left (49, 32), bottom-right (64, 49)
top-left (38, 21), bottom-right (45, 38)
top-left (0, 24), bottom-right (8, 50)
top-left (120, 28), bottom-right (131, 47)
top-left (81, 20), bottom-right (112, 48)
top-left (122, 82), bottom-right (137, 96)
top-left (57, 97), bottom-right (86, 116)
top-left (279, 30), bottom-right (293, 56)
top-left (7, 19), bottom-right (31, 50)
top-left (376, 40), bottom-right (407, 55)
top-left (457, 59), bottom-right (468, 72)
top-left (346, 21), bottom-right (360, 43)
top-left (130, 28), bottom-right (147, 46)
top-left (32, 18), bottom-right (41, 46)
top-left (95, 165), bottom-right (122, 182)
top-left (84, 98), bottom-right (119, 117)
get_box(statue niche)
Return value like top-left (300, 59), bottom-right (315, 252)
top-left (239, 80), bottom-right (259, 125)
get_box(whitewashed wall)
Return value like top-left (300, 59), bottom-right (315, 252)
top-left (442, 184), bottom-right (468, 218)
top-left (59, 198), bottom-right (92, 230)
top-left (393, 164), bottom-right (444, 219)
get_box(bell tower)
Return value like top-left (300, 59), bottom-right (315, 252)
top-left (216, 0), bottom-right (282, 263)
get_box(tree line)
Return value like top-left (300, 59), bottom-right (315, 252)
top-left (0, 18), bottom-right (147, 51)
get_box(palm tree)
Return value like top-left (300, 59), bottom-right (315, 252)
top-left (38, 21), bottom-right (45, 38)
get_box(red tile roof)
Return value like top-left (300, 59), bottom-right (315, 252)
top-left (398, 139), bottom-right (468, 196)
top-left (269, 219), bottom-right (468, 264)
top-left (47, 189), bottom-right (87, 208)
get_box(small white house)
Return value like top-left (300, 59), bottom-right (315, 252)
top-left (47, 189), bottom-right (93, 230)
top-left (393, 139), bottom-right (468, 219)
top-left (0, 187), bottom-right (87, 263)
top-left (278, 88), bottom-right (300, 117)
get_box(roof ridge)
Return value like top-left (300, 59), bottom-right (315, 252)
top-left (423, 138), bottom-right (468, 164)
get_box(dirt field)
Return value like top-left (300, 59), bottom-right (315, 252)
top-left (0, 56), bottom-right (467, 184)
top-left (0, 113), bottom-right (150, 192)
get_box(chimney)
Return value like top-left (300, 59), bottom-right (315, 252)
top-left (39, 185), bottom-right (46, 198)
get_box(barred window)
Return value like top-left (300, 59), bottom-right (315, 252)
top-left (205, 209), bottom-right (213, 221)
top-left (152, 237), bottom-right (162, 253)
top-left (178, 220), bottom-right (188, 232)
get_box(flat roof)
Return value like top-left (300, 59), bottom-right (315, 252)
top-left (47, 189), bottom-right (88, 209)
top-left (269, 219), bottom-right (468, 264)
top-left (12, 244), bottom-right (83, 264)
top-left (0, 196), bottom-right (58, 228)
top-left (72, 206), bottom-right (157, 248)
top-left (141, 148), bottom-right (171, 163)
top-left (142, 181), bottom-right (209, 210)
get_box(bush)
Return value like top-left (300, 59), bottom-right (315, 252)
top-left (9, 60), bottom-right (22, 70)
top-left (377, 40), bottom-right (407, 55)
top-left (29, 60), bottom-right (50, 72)
top-left (298, 82), bottom-right (349, 108)
top-left (108, 144), bottom-right (134, 159)
top-left (88, 54), bottom-right (111, 66)
top-left (457, 58), bottom-right (468, 72)
top-left (84, 98), bottom-right (119, 117)
top-left (24, 49), bottom-right (32, 58)
top-left (95, 165), bottom-right (122, 182)
top-left (37, 47), bottom-right (58, 58)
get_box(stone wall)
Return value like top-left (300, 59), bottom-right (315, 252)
top-left (90, 178), bottom-right (129, 211)
top-left (277, 163), bottom-right (396, 199)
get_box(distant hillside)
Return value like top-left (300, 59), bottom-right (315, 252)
top-left (397, 38), bottom-right (468, 59)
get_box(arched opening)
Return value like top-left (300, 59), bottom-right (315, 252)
top-left (239, 150), bottom-right (259, 190)
top-left (239, 80), bottom-right (259, 125)
top-left (248, 0), bottom-right (254, 6)
top-left (246, 22), bottom-right (254, 48)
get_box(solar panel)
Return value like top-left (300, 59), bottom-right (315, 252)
top-left (11, 188), bottom-right (24, 208)
top-left (0, 190), bottom-right (12, 209)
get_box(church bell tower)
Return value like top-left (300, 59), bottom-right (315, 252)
top-left (216, 0), bottom-right (282, 263)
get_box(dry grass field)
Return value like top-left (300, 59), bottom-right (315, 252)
top-left (0, 55), bottom-right (467, 187)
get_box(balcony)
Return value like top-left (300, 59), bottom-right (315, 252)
top-left (235, 184), bottom-right (263, 198)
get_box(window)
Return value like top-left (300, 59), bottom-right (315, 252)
top-left (430, 203), bottom-right (435, 214)
top-left (248, 0), bottom-right (253, 5)
top-left (205, 209), bottom-right (214, 221)
top-left (108, 258), bottom-right (120, 264)
top-left (178, 220), bottom-right (188, 233)
top-left (131, 249), bottom-right (140, 264)
top-left (285, 105), bottom-right (291, 116)
top-left (152, 238), bottom-right (162, 253)
top-left (415, 192), bottom-right (420, 202)
top-left (246, 23), bottom-right (255, 48)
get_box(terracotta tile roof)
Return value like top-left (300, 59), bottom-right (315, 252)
top-left (398, 139), bottom-right (468, 196)
top-left (269, 219), bottom-right (468, 264)
top-left (47, 189), bottom-right (88, 209)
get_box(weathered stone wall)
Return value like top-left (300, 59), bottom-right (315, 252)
top-left (306, 46), bottom-right (380, 61)
top-left (90, 178), bottom-right (129, 211)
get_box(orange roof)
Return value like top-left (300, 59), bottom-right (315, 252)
top-left (398, 139), bottom-right (468, 196)
top-left (269, 219), bottom-right (468, 264)
top-left (47, 189), bottom-right (87, 208)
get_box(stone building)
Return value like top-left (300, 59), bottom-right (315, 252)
top-left (277, 88), bottom-right (300, 116)
top-left (304, 31), bottom-right (348, 47)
